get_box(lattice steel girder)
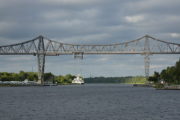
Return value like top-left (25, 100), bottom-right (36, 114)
top-left (1, 52), bottom-right (180, 55)
top-left (0, 35), bottom-right (180, 54)
top-left (37, 36), bottom-right (45, 84)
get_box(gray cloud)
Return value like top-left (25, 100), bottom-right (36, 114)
top-left (0, 0), bottom-right (180, 77)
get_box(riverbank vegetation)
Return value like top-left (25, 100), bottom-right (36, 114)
top-left (0, 71), bottom-right (145, 84)
top-left (0, 71), bottom-right (75, 84)
top-left (0, 71), bottom-right (38, 81)
top-left (148, 59), bottom-right (180, 85)
top-left (54, 74), bottom-right (76, 84)
top-left (84, 76), bottom-right (145, 84)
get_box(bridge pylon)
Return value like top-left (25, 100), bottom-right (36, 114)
top-left (37, 36), bottom-right (45, 84)
top-left (143, 35), bottom-right (151, 84)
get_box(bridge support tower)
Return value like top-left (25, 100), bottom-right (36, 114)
top-left (143, 35), bottom-right (151, 84)
top-left (37, 36), bottom-right (45, 84)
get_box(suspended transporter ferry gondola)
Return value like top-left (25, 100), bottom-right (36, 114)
top-left (72, 74), bottom-right (84, 84)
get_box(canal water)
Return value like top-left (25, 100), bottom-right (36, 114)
top-left (0, 84), bottom-right (179, 120)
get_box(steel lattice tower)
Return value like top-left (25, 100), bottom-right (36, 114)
top-left (37, 36), bottom-right (45, 84)
top-left (143, 35), bottom-right (151, 84)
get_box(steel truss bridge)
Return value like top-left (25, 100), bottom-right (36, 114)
top-left (0, 35), bottom-right (180, 84)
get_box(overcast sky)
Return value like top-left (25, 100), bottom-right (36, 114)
top-left (0, 0), bottom-right (180, 78)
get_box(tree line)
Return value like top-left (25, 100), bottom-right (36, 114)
top-left (148, 59), bottom-right (180, 85)
top-left (84, 76), bottom-right (145, 84)
top-left (54, 74), bottom-right (77, 84)
top-left (0, 71), bottom-right (77, 84)
top-left (0, 71), bottom-right (38, 81)
top-left (0, 71), bottom-right (146, 84)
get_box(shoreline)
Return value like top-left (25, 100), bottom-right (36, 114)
top-left (0, 83), bottom-right (144, 87)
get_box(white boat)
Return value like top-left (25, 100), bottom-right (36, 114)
top-left (72, 74), bottom-right (84, 84)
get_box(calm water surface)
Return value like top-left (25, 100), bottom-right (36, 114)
top-left (0, 84), bottom-right (179, 120)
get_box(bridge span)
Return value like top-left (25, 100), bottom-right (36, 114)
top-left (0, 35), bottom-right (180, 84)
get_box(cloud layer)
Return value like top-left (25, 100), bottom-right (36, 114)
top-left (0, 0), bottom-right (180, 77)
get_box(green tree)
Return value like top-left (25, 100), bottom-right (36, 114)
top-left (14, 74), bottom-right (20, 81)
top-left (148, 76), bottom-right (158, 83)
top-left (65, 74), bottom-right (72, 80)
top-left (60, 77), bottom-right (66, 83)
top-left (65, 74), bottom-right (73, 83)
top-left (154, 71), bottom-right (160, 82)
top-left (54, 75), bottom-right (64, 83)
top-left (71, 75), bottom-right (76, 80)
top-left (160, 69), bottom-right (168, 82)
top-left (1, 75), bottom-right (8, 81)
top-left (166, 66), bottom-right (175, 84)
top-left (44, 72), bottom-right (53, 81)
top-left (19, 71), bottom-right (27, 81)
top-left (174, 60), bottom-right (180, 84)
top-left (27, 74), bottom-right (34, 81)
top-left (33, 74), bottom-right (38, 81)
